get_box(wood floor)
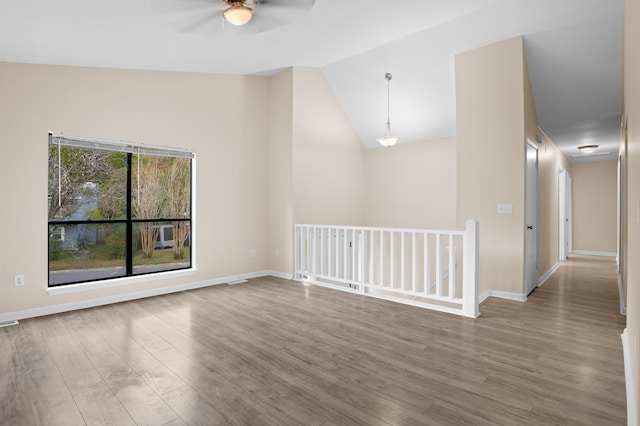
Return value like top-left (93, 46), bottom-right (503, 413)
top-left (0, 254), bottom-right (627, 425)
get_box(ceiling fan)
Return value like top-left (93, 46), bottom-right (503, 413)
top-left (152, 0), bottom-right (316, 36)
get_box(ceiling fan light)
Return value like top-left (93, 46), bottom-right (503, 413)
top-left (578, 144), bottom-right (599, 154)
top-left (223, 3), bottom-right (253, 26)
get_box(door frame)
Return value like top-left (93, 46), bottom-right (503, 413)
top-left (558, 168), bottom-right (572, 261)
top-left (525, 139), bottom-right (539, 296)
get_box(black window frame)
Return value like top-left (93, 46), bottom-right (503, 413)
top-left (47, 133), bottom-right (194, 288)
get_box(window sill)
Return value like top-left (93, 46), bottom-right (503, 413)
top-left (46, 268), bottom-right (198, 296)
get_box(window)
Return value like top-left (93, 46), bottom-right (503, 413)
top-left (48, 133), bottom-right (194, 287)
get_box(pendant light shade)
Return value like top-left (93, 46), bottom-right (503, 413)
top-left (377, 135), bottom-right (400, 148)
top-left (223, 2), bottom-right (254, 26)
top-left (376, 72), bottom-right (399, 147)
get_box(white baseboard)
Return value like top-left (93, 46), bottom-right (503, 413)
top-left (479, 290), bottom-right (526, 303)
top-left (265, 270), bottom-right (293, 280)
top-left (571, 250), bottom-right (617, 257)
top-left (538, 262), bottom-right (560, 287)
top-left (618, 275), bottom-right (627, 316)
top-left (489, 290), bottom-right (527, 302)
top-left (298, 277), bottom-right (478, 318)
top-left (622, 329), bottom-right (637, 426)
top-left (480, 264), bottom-right (560, 304)
top-left (0, 270), bottom-right (287, 324)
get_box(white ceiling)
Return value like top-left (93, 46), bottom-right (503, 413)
top-left (0, 0), bottom-right (623, 161)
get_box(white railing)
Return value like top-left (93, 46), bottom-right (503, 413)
top-left (294, 220), bottom-right (479, 318)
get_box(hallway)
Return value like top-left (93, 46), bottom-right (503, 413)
top-left (479, 254), bottom-right (627, 423)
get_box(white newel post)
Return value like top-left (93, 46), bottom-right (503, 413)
top-left (463, 220), bottom-right (480, 318)
top-left (294, 226), bottom-right (300, 279)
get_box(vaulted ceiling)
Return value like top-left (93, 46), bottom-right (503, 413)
top-left (0, 0), bottom-right (622, 162)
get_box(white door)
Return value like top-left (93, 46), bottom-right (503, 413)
top-left (559, 168), bottom-right (571, 261)
top-left (525, 141), bottom-right (539, 295)
top-left (566, 173), bottom-right (572, 255)
top-left (617, 156), bottom-right (621, 269)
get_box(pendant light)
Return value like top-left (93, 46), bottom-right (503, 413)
top-left (376, 73), bottom-right (400, 147)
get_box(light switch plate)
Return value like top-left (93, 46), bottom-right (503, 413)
top-left (497, 204), bottom-right (513, 214)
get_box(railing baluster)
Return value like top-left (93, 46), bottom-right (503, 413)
top-left (335, 227), bottom-right (340, 279)
top-left (369, 229), bottom-right (374, 286)
top-left (294, 226), bottom-right (300, 278)
top-left (308, 226), bottom-right (313, 276)
top-left (412, 232), bottom-right (417, 293)
top-left (401, 232), bottom-right (406, 291)
top-left (436, 233), bottom-right (442, 297)
top-left (390, 231), bottom-right (395, 289)
top-left (343, 228), bottom-right (348, 280)
top-left (449, 233), bottom-right (455, 298)
top-left (309, 226), bottom-right (319, 276)
top-left (424, 232), bottom-right (430, 294)
top-left (380, 230), bottom-right (385, 287)
top-left (360, 231), bottom-right (366, 292)
top-left (320, 227), bottom-right (325, 276)
top-left (303, 226), bottom-right (309, 276)
top-left (351, 229), bottom-right (357, 284)
top-left (328, 227), bottom-right (333, 278)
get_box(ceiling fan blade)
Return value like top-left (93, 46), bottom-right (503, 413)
top-left (243, 0), bottom-right (315, 33)
top-left (258, 0), bottom-right (316, 11)
top-left (152, 0), bottom-right (222, 16)
top-left (152, 0), bottom-right (228, 36)
top-left (177, 10), bottom-right (225, 36)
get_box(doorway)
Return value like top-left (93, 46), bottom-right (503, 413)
top-left (559, 168), bottom-right (572, 261)
top-left (525, 140), bottom-right (539, 295)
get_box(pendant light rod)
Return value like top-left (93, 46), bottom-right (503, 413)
top-left (376, 72), bottom-right (399, 147)
top-left (385, 72), bottom-right (392, 133)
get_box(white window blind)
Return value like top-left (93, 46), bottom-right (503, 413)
top-left (48, 132), bottom-right (195, 159)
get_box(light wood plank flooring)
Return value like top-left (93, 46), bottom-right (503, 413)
top-left (0, 254), bottom-right (627, 425)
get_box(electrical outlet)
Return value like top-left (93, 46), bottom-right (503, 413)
top-left (250, 249), bottom-right (256, 258)
top-left (275, 249), bottom-right (280, 257)
top-left (14, 274), bottom-right (24, 287)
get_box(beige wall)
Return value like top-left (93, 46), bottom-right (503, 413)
top-left (571, 161), bottom-right (618, 254)
top-left (455, 37), bottom-right (527, 296)
top-left (267, 69), bottom-right (294, 274)
top-left (623, 0), bottom-right (639, 419)
top-left (291, 67), bottom-right (366, 226)
top-left (0, 63), bottom-right (367, 317)
top-left (0, 62), bottom-right (271, 315)
top-left (364, 137), bottom-right (457, 229)
top-left (268, 66), bottom-right (366, 275)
